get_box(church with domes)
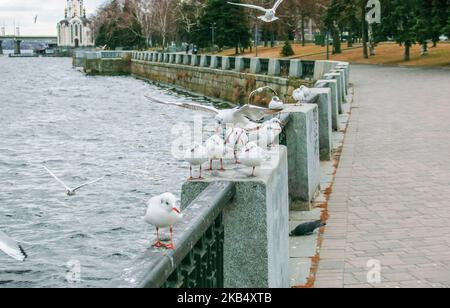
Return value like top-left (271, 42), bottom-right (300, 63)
top-left (57, 0), bottom-right (94, 47)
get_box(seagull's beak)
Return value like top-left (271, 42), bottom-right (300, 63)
top-left (172, 207), bottom-right (181, 214)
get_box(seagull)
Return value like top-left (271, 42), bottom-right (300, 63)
top-left (290, 220), bottom-right (326, 236)
top-left (144, 193), bottom-right (183, 250)
top-left (252, 118), bottom-right (282, 148)
top-left (184, 143), bottom-right (208, 180)
top-left (225, 127), bottom-right (249, 163)
top-left (268, 96), bottom-right (284, 110)
top-left (43, 166), bottom-right (104, 196)
top-left (239, 142), bottom-right (263, 177)
top-left (292, 85), bottom-right (312, 104)
top-left (145, 96), bottom-right (282, 128)
top-left (0, 231), bottom-right (28, 262)
top-left (228, 0), bottom-right (285, 23)
top-left (206, 135), bottom-right (225, 171)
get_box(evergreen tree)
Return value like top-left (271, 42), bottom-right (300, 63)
top-left (387, 0), bottom-right (418, 61)
top-left (281, 39), bottom-right (295, 57)
top-left (414, 0), bottom-right (434, 54)
top-left (194, 0), bottom-right (251, 53)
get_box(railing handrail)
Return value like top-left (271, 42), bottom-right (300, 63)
top-left (110, 181), bottom-right (235, 288)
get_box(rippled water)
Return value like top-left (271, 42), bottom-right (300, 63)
top-left (0, 56), bottom-right (218, 287)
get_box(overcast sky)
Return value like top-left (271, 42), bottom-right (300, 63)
top-left (0, 0), bottom-right (106, 36)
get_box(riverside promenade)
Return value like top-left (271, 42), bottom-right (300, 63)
top-left (315, 65), bottom-right (450, 288)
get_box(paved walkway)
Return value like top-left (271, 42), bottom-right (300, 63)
top-left (315, 65), bottom-right (450, 288)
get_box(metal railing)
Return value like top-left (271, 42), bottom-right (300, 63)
top-left (301, 60), bottom-right (315, 79)
top-left (111, 181), bottom-right (235, 288)
top-left (131, 51), bottom-right (320, 80)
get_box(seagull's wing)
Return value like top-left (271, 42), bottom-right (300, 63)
top-left (43, 166), bottom-right (71, 191)
top-left (227, 2), bottom-right (267, 12)
top-left (145, 95), bottom-right (219, 114)
top-left (237, 105), bottom-right (283, 121)
top-left (272, 0), bottom-right (285, 11)
top-left (0, 231), bottom-right (27, 262)
top-left (73, 176), bottom-right (105, 192)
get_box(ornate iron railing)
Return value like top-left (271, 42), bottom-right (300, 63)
top-left (301, 60), bottom-right (315, 79)
top-left (110, 181), bottom-right (235, 288)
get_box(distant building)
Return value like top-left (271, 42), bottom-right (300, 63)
top-left (57, 0), bottom-right (94, 47)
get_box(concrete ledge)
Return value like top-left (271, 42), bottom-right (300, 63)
top-left (181, 146), bottom-right (290, 288)
top-left (250, 58), bottom-right (261, 74)
top-left (268, 59), bottom-right (280, 76)
top-left (281, 105), bottom-right (321, 210)
top-left (324, 72), bottom-right (344, 105)
top-left (210, 56), bottom-right (218, 68)
top-left (191, 55), bottom-right (200, 66)
top-left (222, 56), bottom-right (230, 70)
top-left (331, 69), bottom-right (347, 95)
top-left (316, 79), bottom-right (340, 129)
top-left (289, 60), bottom-right (303, 78)
top-left (235, 57), bottom-right (245, 72)
top-left (310, 88), bottom-right (333, 161)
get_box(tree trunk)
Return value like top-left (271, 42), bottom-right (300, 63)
top-left (404, 41), bottom-right (411, 61)
top-left (332, 27), bottom-right (341, 54)
top-left (361, 0), bottom-right (369, 59)
top-left (421, 42), bottom-right (428, 55)
top-left (348, 29), bottom-right (353, 48)
top-left (301, 14), bottom-right (306, 47)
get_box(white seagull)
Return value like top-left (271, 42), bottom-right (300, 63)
top-left (145, 96), bottom-right (282, 128)
top-left (292, 85), bottom-right (312, 103)
top-left (144, 193), bottom-right (183, 250)
top-left (43, 166), bottom-right (104, 196)
top-left (228, 0), bottom-right (285, 23)
top-left (184, 143), bottom-right (208, 180)
top-left (206, 135), bottom-right (225, 171)
top-left (225, 127), bottom-right (249, 163)
top-left (0, 231), bottom-right (28, 262)
top-left (239, 142), bottom-right (264, 177)
top-left (268, 96), bottom-right (285, 110)
top-left (252, 118), bottom-right (283, 148)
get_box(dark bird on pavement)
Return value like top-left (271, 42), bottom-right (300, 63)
top-left (290, 220), bottom-right (326, 237)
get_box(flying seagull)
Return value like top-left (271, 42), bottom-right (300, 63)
top-left (227, 0), bottom-right (285, 23)
top-left (0, 231), bottom-right (28, 262)
top-left (145, 96), bottom-right (282, 128)
top-left (43, 166), bottom-right (104, 196)
top-left (144, 193), bottom-right (183, 250)
top-left (290, 220), bottom-right (326, 236)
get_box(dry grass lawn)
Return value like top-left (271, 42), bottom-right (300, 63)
top-left (210, 42), bottom-right (450, 68)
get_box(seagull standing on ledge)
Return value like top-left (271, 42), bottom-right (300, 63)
top-left (227, 0), bottom-right (285, 23)
top-left (184, 143), bottom-right (208, 180)
top-left (239, 142), bottom-right (263, 177)
top-left (144, 193), bottom-right (183, 250)
top-left (0, 231), bottom-right (28, 262)
top-left (43, 166), bottom-right (104, 196)
top-left (206, 135), bottom-right (225, 171)
top-left (293, 85), bottom-right (312, 104)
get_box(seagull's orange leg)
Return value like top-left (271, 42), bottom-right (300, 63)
top-left (153, 227), bottom-right (164, 248)
top-left (164, 227), bottom-right (176, 250)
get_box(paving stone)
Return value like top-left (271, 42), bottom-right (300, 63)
top-left (314, 65), bottom-right (450, 288)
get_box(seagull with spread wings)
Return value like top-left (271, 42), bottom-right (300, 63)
top-left (0, 231), bottom-right (28, 262)
top-left (227, 0), bottom-right (285, 23)
top-left (145, 96), bottom-right (282, 128)
top-left (43, 166), bottom-right (104, 196)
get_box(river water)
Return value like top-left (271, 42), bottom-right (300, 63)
top-left (0, 56), bottom-right (217, 288)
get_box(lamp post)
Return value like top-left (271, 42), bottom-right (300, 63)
top-left (211, 22), bottom-right (216, 47)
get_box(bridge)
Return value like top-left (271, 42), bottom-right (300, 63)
top-left (0, 35), bottom-right (58, 55)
